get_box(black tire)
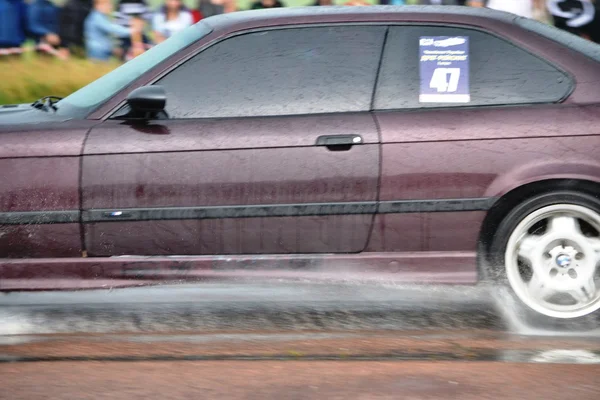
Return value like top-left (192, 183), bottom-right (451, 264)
top-left (485, 190), bottom-right (600, 331)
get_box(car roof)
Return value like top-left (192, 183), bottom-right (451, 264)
top-left (202, 5), bottom-right (600, 64)
top-left (202, 5), bottom-right (518, 30)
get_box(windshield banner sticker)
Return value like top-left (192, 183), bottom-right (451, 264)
top-left (419, 36), bottom-right (470, 103)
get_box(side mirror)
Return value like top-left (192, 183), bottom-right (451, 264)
top-left (126, 86), bottom-right (166, 116)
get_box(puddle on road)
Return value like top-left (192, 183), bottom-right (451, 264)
top-left (527, 349), bottom-right (600, 364)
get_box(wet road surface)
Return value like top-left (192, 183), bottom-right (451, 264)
top-left (2, 281), bottom-right (599, 334)
top-left (1, 282), bottom-right (501, 335)
top-left (1, 282), bottom-right (600, 399)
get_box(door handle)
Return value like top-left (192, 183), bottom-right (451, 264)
top-left (316, 135), bottom-right (363, 149)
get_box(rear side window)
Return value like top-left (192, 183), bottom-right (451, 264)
top-left (374, 26), bottom-right (573, 110)
top-left (157, 26), bottom-right (386, 118)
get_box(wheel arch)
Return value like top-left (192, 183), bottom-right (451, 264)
top-left (478, 178), bottom-right (600, 266)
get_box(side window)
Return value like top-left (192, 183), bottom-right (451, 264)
top-left (374, 26), bottom-right (572, 110)
top-left (157, 26), bottom-right (386, 118)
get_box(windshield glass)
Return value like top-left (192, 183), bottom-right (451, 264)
top-left (57, 22), bottom-right (212, 117)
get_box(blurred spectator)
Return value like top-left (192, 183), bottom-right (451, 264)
top-left (195, 0), bottom-right (236, 21)
top-left (487, 0), bottom-right (534, 18)
top-left (84, 0), bottom-right (139, 61)
top-left (547, 0), bottom-right (597, 39)
top-left (379, 0), bottom-right (406, 5)
top-left (591, 1), bottom-right (600, 42)
top-left (152, 0), bottom-right (194, 43)
top-left (114, 0), bottom-right (152, 59)
top-left (190, 7), bottom-right (202, 22)
top-left (0, 0), bottom-right (27, 59)
top-left (27, 0), bottom-right (62, 57)
top-left (58, 0), bottom-right (92, 59)
top-left (417, 0), bottom-right (460, 4)
top-left (251, 0), bottom-right (284, 9)
top-left (114, 0), bottom-right (152, 27)
top-left (313, 0), bottom-right (333, 5)
top-left (532, 0), bottom-right (552, 22)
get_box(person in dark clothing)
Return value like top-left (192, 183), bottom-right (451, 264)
top-left (313, 0), bottom-right (333, 5)
top-left (28, 0), bottom-right (61, 57)
top-left (197, 0), bottom-right (223, 19)
top-left (547, 0), bottom-right (597, 39)
top-left (198, 0), bottom-right (221, 18)
top-left (250, 0), bottom-right (284, 9)
top-left (193, 0), bottom-right (235, 21)
top-left (58, 0), bottom-right (93, 59)
top-left (0, 0), bottom-right (27, 59)
top-left (590, 1), bottom-right (600, 42)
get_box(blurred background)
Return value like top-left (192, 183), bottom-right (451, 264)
top-left (0, 0), bottom-right (598, 105)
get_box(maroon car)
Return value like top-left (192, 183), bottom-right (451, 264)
top-left (1, 6), bottom-right (600, 322)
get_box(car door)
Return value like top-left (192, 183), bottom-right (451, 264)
top-left (0, 124), bottom-right (85, 258)
top-left (81, 25), bottom-right (385, 256)
top-left (366, 25), bottom-right (575, 255)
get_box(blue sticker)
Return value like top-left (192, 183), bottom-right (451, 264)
top-left (419, 36), bottom-right (470, 103)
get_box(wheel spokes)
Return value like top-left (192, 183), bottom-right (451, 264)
top-left (568, 277), bottom-right (597, 305)
top-left (506, 204), bottom-right (600, 318)
top-left (527, 272), bottom-right (554, 303)
top-left (517, 235), bottom-right (541, 263)
top-left (547, 215), bottom-right (581, 236)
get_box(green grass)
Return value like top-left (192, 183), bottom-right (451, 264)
top-left (0, 56), bottom-right (117, 105)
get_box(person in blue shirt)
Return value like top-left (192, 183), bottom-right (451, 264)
top-left (28, 0), bottom-right (61, 56)
top-left (58, 0), bottom-right (93, 59)
top-left (0, 0), bottom-right (28, 58)
top-left (84, 0), bottom-right (140, 61)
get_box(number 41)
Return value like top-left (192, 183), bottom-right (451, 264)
top-left (429, 68), bottom-right (461, 93)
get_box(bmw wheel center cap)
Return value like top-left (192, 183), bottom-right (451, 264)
top-left (556, 254), bottom-right (572, 268)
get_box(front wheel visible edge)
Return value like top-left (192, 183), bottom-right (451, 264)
top-left (488, 191), bottom-right (600, 328)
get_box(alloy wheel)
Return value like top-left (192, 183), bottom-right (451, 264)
top-left (505, 204), bottom-right (600, 319)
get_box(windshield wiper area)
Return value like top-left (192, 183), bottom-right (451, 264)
top-left (31, 96), bottom-right (63, 112)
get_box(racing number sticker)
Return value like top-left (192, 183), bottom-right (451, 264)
top-left (419, 36), bottom-right (470, 103)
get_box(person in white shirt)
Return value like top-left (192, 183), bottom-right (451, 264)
top-left (486, 0), bottom-right (534, 18)
top-left (152, 0), bottom-right (193, 43)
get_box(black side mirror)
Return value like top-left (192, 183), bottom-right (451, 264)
top-left (126, 86), bottom-right (166, 117)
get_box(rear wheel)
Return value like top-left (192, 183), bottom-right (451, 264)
top-left (488, 191), bottom-right (600, 325)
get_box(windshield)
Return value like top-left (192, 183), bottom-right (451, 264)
top-left (57, 22), bottom-right (212, 118)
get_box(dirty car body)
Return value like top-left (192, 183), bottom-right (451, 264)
top-left (1, 6), bottom-right (600, 319)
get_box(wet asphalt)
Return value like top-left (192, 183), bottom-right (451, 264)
top-left (2, 281), bottom-right (600, 400)
top-left (0, 282), bottom-right (503, 335)
top-left (1, 281), bottom-right (600, 336)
